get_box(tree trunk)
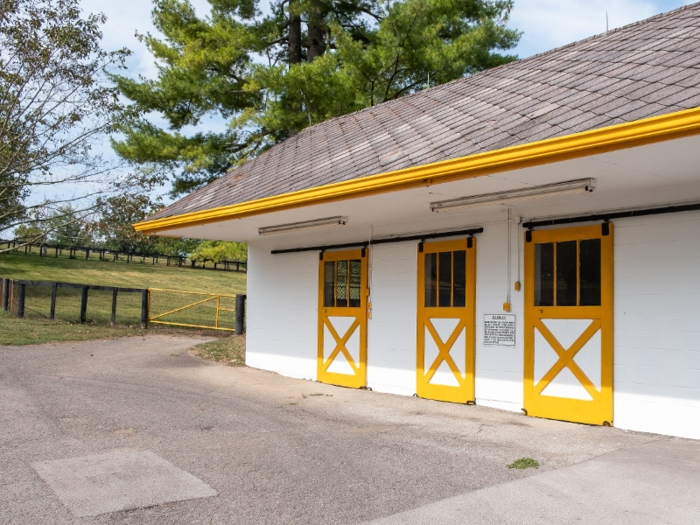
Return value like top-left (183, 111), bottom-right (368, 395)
top-left (307, 0), bottom-right (325, 63)
top-left (289, 1), bottom-right (302, 66)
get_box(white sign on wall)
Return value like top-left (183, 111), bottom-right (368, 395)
top-left (484, 314), bottom-right (516, 346)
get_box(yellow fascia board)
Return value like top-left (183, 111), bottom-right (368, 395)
top-left (135, 107), bottom-right (700, 234)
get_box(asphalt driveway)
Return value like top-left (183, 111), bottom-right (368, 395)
top-left (1, 336), bottom-right (698, 524)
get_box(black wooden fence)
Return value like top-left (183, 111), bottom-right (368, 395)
top-left (1, 277), bottom-right (247, 333)
top-left (1, 277), bottom-right (149, 328)
top-left (0, 239), bottom-right (247, 272)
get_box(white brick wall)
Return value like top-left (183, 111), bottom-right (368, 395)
top-left (474, 222), bottom-right (524, 412)
top-left (613, 212), bottom-right (700, 439)
top-left (246, 245), bottom-right (318, 380)
top-left (245, 211), bottom-right (700, 440)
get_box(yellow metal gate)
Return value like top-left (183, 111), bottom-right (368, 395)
top-left (416, 238), bottom-right (476, 403)
top-left (524, 224), bottom-right (613, 425)
top-left (317, 249), bottom-right (368, 389)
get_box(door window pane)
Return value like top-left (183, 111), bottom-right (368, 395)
top-left (336, 260), bottom-right (348, 307)
top-left (438, 251), bottom-right (452, 307)
top-left (323, 261), bottom-right (335, 307)
top-left (535, 243), bottom-right (554, 306)
top-left (579, 239), bottom-right (601, 306)
top-left (349, 260), bottom-right (362, 307)
top-left (425, 253), bottom-right (437, 307)
top-left (556, 241), bottom-right (577, 306)
top-left (453, 250), bottom-right (466, 307)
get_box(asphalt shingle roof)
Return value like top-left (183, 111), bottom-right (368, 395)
top-left (148, 3), bottom-right (700, 222)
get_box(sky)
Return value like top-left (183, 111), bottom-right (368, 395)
top-left (74, 0), bottom-right (696, 206)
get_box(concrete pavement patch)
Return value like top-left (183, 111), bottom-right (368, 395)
top-left (32, 451), bottom-right (217, 517)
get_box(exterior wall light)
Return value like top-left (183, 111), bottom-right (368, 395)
top-left (430, 179), bottom-right (596, 213)
top-left (258, 216), bottom-right (348, 236)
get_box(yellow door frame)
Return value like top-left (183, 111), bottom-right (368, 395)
top-left (417, 238), bottom-right (477, 403)
top-left (524, 224), bottom-right (614, 425)
top-left (317, 248), bottom-right (368, 389)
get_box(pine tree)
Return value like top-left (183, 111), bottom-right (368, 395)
top-left (111, 0), bottom-right (520, 196)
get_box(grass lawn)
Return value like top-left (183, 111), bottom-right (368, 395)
top-left (0, 252), bottom-right (247, 345)
top-left (191, 335), bottom-right (246, 366)
top-left (0, 309), bottom-right (224, 346)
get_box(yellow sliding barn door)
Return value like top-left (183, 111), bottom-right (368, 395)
top-left (524, 224), bottom-right (614, 425)
top-left (417, 238), bottom-right (476, 403)
top-left (318, 249), bottom-right (368, 389)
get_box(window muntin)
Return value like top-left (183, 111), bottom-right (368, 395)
top-left (323, 259), bottom-right (362, 308)
top-left (425, 250), bottom-right (468, 308)
top-left (534, 238), bottom-right (601, 307)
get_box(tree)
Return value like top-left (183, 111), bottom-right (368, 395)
top-left (191, 240), bottom-right (247, 263)
top-left (112, 0), bottom-right (520, 196)
top-left (45, 205), bottom-right (93, 246)
top-left (93, 194), bottom-right (162, 253)
top-left (93, 193), bottom-right (202, 255)
top-left (13, 223), bottom-right (44, 242)
top-left (0, 0), bottom-right (144, 250)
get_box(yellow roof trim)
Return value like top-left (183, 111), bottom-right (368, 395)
top-left (135, 107), bottom-right (700, 233)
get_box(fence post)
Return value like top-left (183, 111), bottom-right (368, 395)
top-left (141, 290), bottom-right (149, 329)
top-left (85, 248), bottom-right (90, 260)
top-left (50, 284), bottom-right (57, 321)
top-left (111, 289), bottom-right (118, 327)
top-left (2, 278), bottom-right (8, 311)
top-left (235, 294), bottom-right (246, 334)
top-left (17, 283), bottom-right (25, 318)
top-left (55, 247), bottom-right (58, 257)
top-left (80, 286), bottom-right (88, 323)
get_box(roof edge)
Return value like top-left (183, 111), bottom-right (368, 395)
top-left (135, 107), bottom-right (700, 234)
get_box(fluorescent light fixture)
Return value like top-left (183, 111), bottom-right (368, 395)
top-left (258, 216), bottom-right (348, 236)
top-left (430, 179), bottom-right (596, 213)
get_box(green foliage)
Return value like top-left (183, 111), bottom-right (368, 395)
top-left (92, 194), bottom-right (204, 255)
top-left (151, 237), bottom-right (202, 257)
top-left (507, 458), bottom-right (540, 469)
top-left (111, 0), bottom-right (520, 196)
top-left (13, 224), bottom-right (46, 243)
top-left (93, 194), bottom-right (160, 252)
top-left (192, 240), bottom-right (247, 262)
top-left (45, 205), bottom-right (93, 246)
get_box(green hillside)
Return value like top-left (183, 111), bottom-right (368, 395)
top-left (0, 252), bottom-right (246, 294)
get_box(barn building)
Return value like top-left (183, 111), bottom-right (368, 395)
top-left (136, 5), bottom-right (700, 440)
